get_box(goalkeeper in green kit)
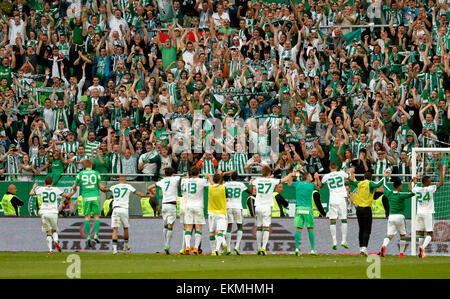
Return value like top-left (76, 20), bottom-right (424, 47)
top-left (289, 171), bottom-right (326, 256)
top-left (378, 171), bottom-right (416, 258)
top-left (67, 160), bottom-right (109, 248)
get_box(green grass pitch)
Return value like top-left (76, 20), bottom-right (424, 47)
top-left (0, 252), bottom-right (449, 279)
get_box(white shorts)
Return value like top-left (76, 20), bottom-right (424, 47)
top-left (387, 214), bottom-right (406, 236)
top-left (162, 203), bottom-right (177, 226)
top-left (227, 208), bottom-right (243, 224)
top-left (255, 206), bottom-right (272, 227)
top-left (416, 213), bottom-right (434, 232)
top-left (41, 213), bottom-right (58, 232)
top-left (111, 207), bottom-right (129, 228)
top-left (327, 201), bottom-right (347, 220)
top-left (184, 207), bottom-right (206, 225)
top-left (208, 213), bottom-right (227, 233)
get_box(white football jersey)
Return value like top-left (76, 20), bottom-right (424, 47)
top-left (224, 181), bottom-right (247, 209)
top-left (110, 183), bottom-right (136, 209)
top-left (412, 185), bottom-right (437, 214)
top-left (321, 170), bottom-right (349, 201)
top-left (251, 178), bottom-right (281, 208)
top-left (36, 186), bottom-right (63, 214)
top-left (181, 177), bottom-right (209, 209)
top-left (156, 176), bottom-right (181, 204)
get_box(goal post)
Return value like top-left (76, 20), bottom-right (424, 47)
top-left (411, 147), bottom-right (450, 257)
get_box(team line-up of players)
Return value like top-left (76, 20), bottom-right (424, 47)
top-left (30, 159), bottom-right (444, 257)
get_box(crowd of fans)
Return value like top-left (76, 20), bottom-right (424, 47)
top-left (0, 0), bottom-right (448, 183)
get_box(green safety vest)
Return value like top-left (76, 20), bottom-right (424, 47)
top-left (103, 199), bottom-right (113, 217)
top-left (141, 198), bottom-right (156, 217)
top-left (312, 190), bottom-right (320, 217)
top-left (77, 196), bottom-right (84, 216)
top-left (1, 194), bottom-right (17, 216)
top-left (371, 195), bottom-right (386, 218)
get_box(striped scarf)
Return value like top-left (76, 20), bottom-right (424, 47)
top-left (110, 153), bottom-right (122, 174)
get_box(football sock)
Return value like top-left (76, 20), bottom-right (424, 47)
top-left (382, 236), bottom-right (391, 247)
top-left (52, 232), bottom-right (58, 243)
top-left (166, 227), bottom-right (173, 248)
top-left (46, 234), bottom-right (53, 251)
top-left (84, 220), bottom-right (91, 239)
top-left (341, 220), bottom-right (347, 244)
top-left (112, 239), bottom-right (118, 251)
top-left (330, 222), bottom-right (337, 244)
top-left (181, 230), bottom-right (185, 250)
top-left (308, 230), bottom-right (315, 251)
top-left (399, 237), bottom-right (406, 254)
top-left (262, 229), bottom-right (270, 250)
top-left (209, 235), bottom-right (216, 252)
top-left (294, 230), bottom-right (301, 250)
top-left (184, 231), bottom-right (192, 248)
top-left (418, 236), bottom-right (424, 247)
top-left (256, 228), bottom-right (262, 249)
top-left (163, 225), bottom-right (168, 245)
top-left (94, 220), bottom-right (100, 237)
top-left (423, 235), bottom-right (432, 249)
top-left (216, 233), bottom-right (224, 251)
top-left (235, 228), bottom-right (243, 249)
top-left (194, 231), bottom-right (202, 249)
top-left (226, 228), bottom-right (232, 251)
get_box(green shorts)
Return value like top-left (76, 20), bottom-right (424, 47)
top-left (83, 196), bottom-right (101, 215)
top-left (294, 207), bottom-right (314, 229)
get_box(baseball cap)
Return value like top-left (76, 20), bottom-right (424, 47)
top-left (261, 70), bottom-right (268, 75)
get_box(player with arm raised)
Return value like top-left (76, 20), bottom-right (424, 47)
top-left (379, 172), bottom-right (416, 258)
top-left (29, 176), bottom-right (71, 254)
top-left (412, 168), bottom-right (445, 258)
top-left (181, 166), bottom-right (209, 255)
top-left (223, 171), bottom-right (249, 255)
top-left (151, 167), bottom-right (181, 255)
top-left (317, 161), bottom-right (350, 250)
top-left (109, 175), bottom-right (148, 254)
top-left (250, 165), bottom-right (294, 256)
top-left (289, 171), bottom-right (325, 256)
top-left (66, 159), bottom-right (109, 248)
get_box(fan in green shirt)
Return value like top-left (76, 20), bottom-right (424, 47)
top-left (379, 173), bottom-right (416, 257)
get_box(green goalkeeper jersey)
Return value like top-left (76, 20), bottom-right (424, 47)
top-left (383, 181), bottom-right (415, 216)
top-left (76, 169), bottom-right (101, 199)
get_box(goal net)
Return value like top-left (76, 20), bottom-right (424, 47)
top-left (411, 147), bottom-right (450, 256)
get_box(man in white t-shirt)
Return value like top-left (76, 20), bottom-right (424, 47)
top-left (0, 14), bottom-right (26, 46)
top-left (250, 165), bottom-right (294, 255)
top-left (109, 175), bottom-right (147, 254)
top-left (181, 166), bottom-right (209, 255)
top-left (152, 167), bottom-right (181, 255)
top-left (29, 177), bottom-right (71, 254)
top-left (211, 3), bottom-right (230, 26)
top-left (411, 170), bottom-right (444, 258)
top-left (317, 162), bottom-right (350, 250)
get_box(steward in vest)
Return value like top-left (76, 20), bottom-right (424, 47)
top-left (1, 184), bottom-right (24, 216)
top-left (311, 189), bottom-right (327, 217)
top-left (272, 191), bottom-right (289, 217)
top-left (102, 198), bottom-right (114, 217)
top-left (246, 186), bottom-right (256, 217)
top-left (348, 170), bottom-right (385, 256)
top-left (141, 185), bottom-right (160, 217)
top-left (371, 194), bottom-right (389, 218)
